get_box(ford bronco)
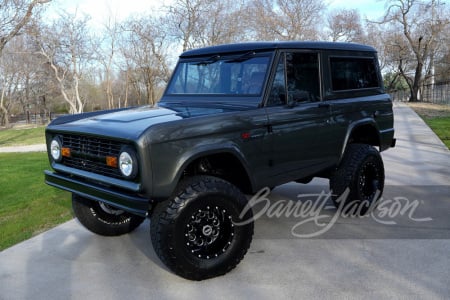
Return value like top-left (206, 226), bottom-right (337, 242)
top-left (45, 41), bottom-right (395, 280)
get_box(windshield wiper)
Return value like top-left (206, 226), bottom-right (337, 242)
top-left (193, 55), bottom-right (221, 66)
top-left (225, 51), bottom-right (256, 63)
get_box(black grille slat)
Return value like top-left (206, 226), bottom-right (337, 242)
top-left (64, 158), bottom-right (117, 177)
top-left (60, 134), bottom-right (124, 179)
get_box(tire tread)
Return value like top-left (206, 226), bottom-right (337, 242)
top-left (150, 175), bottom-right (253, 280)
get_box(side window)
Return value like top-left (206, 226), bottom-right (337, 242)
top-left (286, 52), bottom-right (320, 102)
top-left (330, 57), bottom-right (380, 91)
top-left (267, 52), bottom-right (320, 106)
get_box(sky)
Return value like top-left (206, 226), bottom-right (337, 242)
top-left (330, 0), bottom-right (387, 19)
top-left (48, 0), bottom-right (388, 28)
top-left (48, 0), bottom-right (169, 25)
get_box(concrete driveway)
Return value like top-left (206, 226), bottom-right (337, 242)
top-left (1, 103), bottom-right (449, 299)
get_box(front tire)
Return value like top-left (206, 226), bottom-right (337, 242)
top-left (330, 144), bottom-right (385, 215)
top-left (150, 176), bottom-right (254, 280)
top-left (72, 194), bottom-right (145, 236)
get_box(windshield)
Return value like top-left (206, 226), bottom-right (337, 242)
top-left (166, 53), bottom-right (272, 96)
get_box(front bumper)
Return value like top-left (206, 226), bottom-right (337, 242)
top-left (45, 170), bottom-right (149, 217)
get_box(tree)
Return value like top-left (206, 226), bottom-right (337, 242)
top-left (0, 0), bottom-right (50, 56)
top-left (327, 9), bottom-right (365, 42)
top-left (247, 0), bottom-right (325, 40)
top-left (0, 33), bottom-right (51, 126)
top-left (195, 0), bottom-right (247, 47)
top-left (0, 0), bottom-right (50, 126)
top-left (35, 10), bottom-right (94, 114)
top-left (381, 0), bottom-right (450, 101)
top-left (120, 16), bottom-right (170, 106)
top-left (435, 45), bottom-right (450, 82)
top-left (164, 0), bottom-right (210, 52)
top-left (0, 53), bottom-right (20, 127)
top-left (96, 9), bottom-right (120, 109)
top-left (164, 0), bottom-right (246, 51)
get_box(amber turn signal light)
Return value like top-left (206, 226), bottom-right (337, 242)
top-left (106, 156), bottom-right (118, 168)
top-left (61, 147), bottom-right (71, 158)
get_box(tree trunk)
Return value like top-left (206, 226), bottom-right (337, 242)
top-left (124, 70), bottom-right (129, 108)
top-left (73, 76), bottom-right (84, 113)
top-left (0, 87), bottom-right (10, 128)
top-left (409, 62), bottom-right (424, 102)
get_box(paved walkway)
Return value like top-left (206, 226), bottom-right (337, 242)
top-left (0, 103), bottom-right (449, 299)
top-left (0, 144), bottom-right (46, 153)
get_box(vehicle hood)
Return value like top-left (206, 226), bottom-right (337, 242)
top-left (46, 102), bottom-right (252, 141)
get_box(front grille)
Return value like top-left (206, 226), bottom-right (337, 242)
top-left (60, 134), bottom-right (124, 179)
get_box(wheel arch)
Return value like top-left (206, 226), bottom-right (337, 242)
top-left (174, 145), bottom-right (255, 195)
top-left (338, 119), bottom-right (381, 164)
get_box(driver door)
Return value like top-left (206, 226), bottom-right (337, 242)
top-left (264, 51), bottom-right (337, 185)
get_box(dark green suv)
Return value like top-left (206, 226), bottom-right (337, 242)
top-left (45, 41), bottom-right (395, 280)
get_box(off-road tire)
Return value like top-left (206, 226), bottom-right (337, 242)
top-left (150, 175), bottom-right (254, 281)
top-left (72, 194), bottom-right (145, 236)
top-left (330, 143), bottom-right (384, 216)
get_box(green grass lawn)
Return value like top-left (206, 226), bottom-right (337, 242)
top-left (408, 103), bottom-right (450, 150)
top-left (0, 152), bottom-right (72, 251)
top-left (0, 126), bottom-right (46, 147)
top-left (424, 117), bottom-right (450, 149)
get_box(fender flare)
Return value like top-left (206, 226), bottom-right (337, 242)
top-left (172, 143), bottom-right (256, 191)
top-left (338, 118), bottom-right (381, 164)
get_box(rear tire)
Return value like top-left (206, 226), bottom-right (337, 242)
top-left (150, 175), bottom-right (254, 280)
top-left (330, 144), bottom-right (384, 216)
top-left (72, 194), bottom-right (145, 236)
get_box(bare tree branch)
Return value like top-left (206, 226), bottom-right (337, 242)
top-left (0, 0), bottom-right (51, 55)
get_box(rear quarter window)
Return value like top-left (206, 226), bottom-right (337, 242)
top-left (330, 57), bottom-right (380, 91)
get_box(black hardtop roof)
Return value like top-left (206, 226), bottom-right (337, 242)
top-left (180, 41), bottom-right (377, 58)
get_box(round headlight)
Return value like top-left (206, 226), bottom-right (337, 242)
top-left (50, 138), bottom-right (62, 162)
top-left (119, 149), bottom-right (138, 178)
